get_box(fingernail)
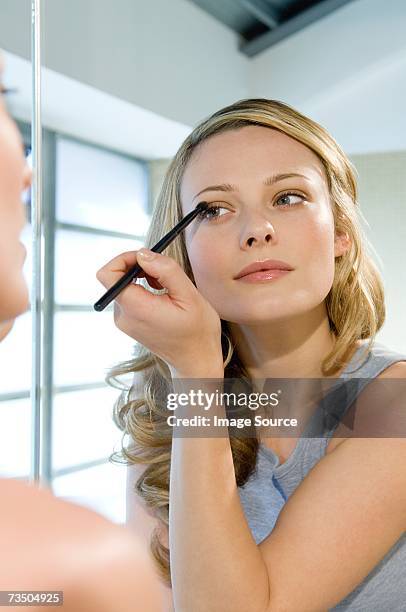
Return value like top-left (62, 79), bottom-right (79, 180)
top-left (138, 248), bottom-right (155, 260)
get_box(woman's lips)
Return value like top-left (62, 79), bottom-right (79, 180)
top-left (235, 269), bottom-right (292, 282)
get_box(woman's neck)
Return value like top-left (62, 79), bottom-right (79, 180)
top-left (227, 303), bottom-right (340, 380)
top-left (227, 303), bottom-right (363, 428)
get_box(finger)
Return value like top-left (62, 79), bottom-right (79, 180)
top-left (96, 250), bottom-right (165, 291)
top-left (96, 251), bottom-right (164, 290)
top-left (134, 249), bottom-right (195, 302)
top-left (145, 274), bottom-right (165, 291)
top-left (134, 271), bottom-right (165, 291)
top-left (96, 250), bottom-right (140, 289)
top-left (96, 250), bottom-right (168, 318)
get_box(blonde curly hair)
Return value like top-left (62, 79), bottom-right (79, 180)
top-left (107, 98), bottom-right (385, 586)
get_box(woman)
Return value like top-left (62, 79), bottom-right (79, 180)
top-left (0, 54), bottom-right (161, 611)
top-left (97, 99), bottom-right (406, 611)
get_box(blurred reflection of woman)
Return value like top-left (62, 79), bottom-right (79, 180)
top-left (98, 98), bottom-right (406, 611)
top-left (0, 53), bottom-right (161, 612)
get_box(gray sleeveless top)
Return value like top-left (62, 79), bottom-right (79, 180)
top-left (238, 339), bottom-right (406, 611)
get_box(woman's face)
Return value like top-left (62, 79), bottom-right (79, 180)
top-left (0, 54), bottom-right (32, 340)
top-left (180, 125), bottom-right (349, 325)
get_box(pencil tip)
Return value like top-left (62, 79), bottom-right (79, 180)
top-left (196, 201), bottom-right (209, 213)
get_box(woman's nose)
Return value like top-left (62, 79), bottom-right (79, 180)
top-left (241, 219), bottom-right (277, 249)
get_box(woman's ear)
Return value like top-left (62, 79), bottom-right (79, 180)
top-left (334, 231), bottom-right (351, 258)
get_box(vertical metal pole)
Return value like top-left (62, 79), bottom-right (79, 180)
top-left (30, 0), bottom-right (43, 485)
top-left (42, 130), bottom-right (57, 485)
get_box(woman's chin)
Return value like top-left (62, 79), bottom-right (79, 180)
top-left (227, 313), bottom-right (293, 327)
top-left (227, 301), bottom-right (297, 322)
top-left (0, 318), bottom-right (16, 342)
top-left (0, 284), bottom-right (30, 333)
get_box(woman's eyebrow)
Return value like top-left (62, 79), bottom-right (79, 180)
top-left (192, 172), bottom-right (311, 201)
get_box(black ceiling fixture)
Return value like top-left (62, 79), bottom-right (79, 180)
top-left (187, 0), bottom-right (356, 57)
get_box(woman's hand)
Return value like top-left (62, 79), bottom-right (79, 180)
top-left (96, 248), bottom-right (224, 378)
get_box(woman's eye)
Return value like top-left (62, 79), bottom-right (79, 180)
top-left (0, 85), bottom-right (14, 96)
top-left (197, 192), bottom-right (304, 222)
top-left (275, 192), bottom-right (304, 207)
top-left (198, 204), bottom-right (229, 221)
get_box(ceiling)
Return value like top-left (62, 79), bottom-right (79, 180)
top-left (186, 0), bottom-right (356, 57)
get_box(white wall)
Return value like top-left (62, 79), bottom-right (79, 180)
top-left (0, 0), bottom-right (248, 127)
top-left (0, 0), bottom-right (30, 58)
top-left (248, 0), bottom-right (406, 155)
top-left (1, 0), bottom-right (405, 156)
top-left (350, 151), bottom-right (406, 352)
top-left (0, 0), bottom-right (248, 157)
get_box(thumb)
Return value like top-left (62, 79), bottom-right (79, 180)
top-left (136, 248), bottom-right (195, 302)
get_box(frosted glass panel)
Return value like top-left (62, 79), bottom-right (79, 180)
top-left (55, 230), bottom-right (145, 305)
top-left (52, 386), bottom-right (124, 471)
top-left (0, 311), bottom-right (32, 394)
top-left (52, 461), bottom-right (127, 524)
top-left (0, 398), bottom-right (31, 478)
top-left (56, 137), bottom-right (150, 235)
top-left (53, 311), bottom-right (136, 386)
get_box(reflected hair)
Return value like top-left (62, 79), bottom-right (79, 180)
top-left (106, 98), bottom-right (385, 586)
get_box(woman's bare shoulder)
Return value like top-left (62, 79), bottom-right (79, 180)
top-left (0, 477), bottom-right (144, 554)
top-left (0, 478), bottom-right (162, 610)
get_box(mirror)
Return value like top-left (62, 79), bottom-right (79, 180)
top-left (0, 2), bottom-right (405, 608)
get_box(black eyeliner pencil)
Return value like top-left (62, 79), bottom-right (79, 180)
top-left (93, 201), bottom-right (209, 312)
